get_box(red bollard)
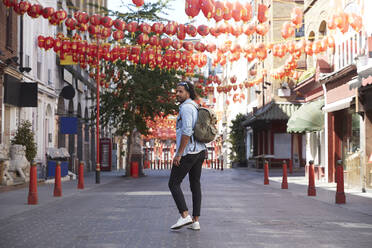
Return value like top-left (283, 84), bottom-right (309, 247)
top-left (308, 160), bottom-right (316, 196)
top-left (281, 160), bottom-right (288, 189)
top-left (78, 162), bottom-right (84, 189)
top-left (289, 159), bottom-right (293, 174)
top-left (335, 160), bottom-right (346, 204)
top-left (131, 161), bottom-right (139, 178)
top-left (54, 161), bottom-right (62, 197)
top-left (264, 160), bottom-right (269, 185)
top-left (28, 163), bottom-right (38, 205)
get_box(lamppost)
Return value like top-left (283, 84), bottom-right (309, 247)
top-left (95, 36), bottom-right (101, 184)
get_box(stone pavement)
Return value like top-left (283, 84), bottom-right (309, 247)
top-left (0, 168), bottom-right (372, 248)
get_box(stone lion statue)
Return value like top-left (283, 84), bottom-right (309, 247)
top-left (9, 145), bottom-right (30, 182)
top-left (0, 144), bottom-right (12, 185)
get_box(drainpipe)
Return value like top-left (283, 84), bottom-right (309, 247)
top-left (322, 84), bottom-right (328, 183)
top-left (18, 14), bottom-right (24, 125)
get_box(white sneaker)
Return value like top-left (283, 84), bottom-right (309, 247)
top-left (187, 221), bottom-right (200, 231)
top-left (170, 215), bottom-right (193, 230)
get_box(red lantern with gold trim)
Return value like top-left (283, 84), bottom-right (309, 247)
top-left (232, 1), bottom-right (243, 22)
top-left (230, 75), bottom-right (237, 84)
top-left (88, 25), bottom-right (100, 36)
top-left (183, 41), bottom-right (194, 52)
top-left (114, 19), bottom-right (126, 31)
top-left (3, 0), bottom-right (16, 8)
top-left (42, 7), bottom-right (54, 19)
top-left (256, 23), bottom-right (269, 36)
top-left (223, 1), bottom-right (233, 21)
top-left (160, 37), bottom-right (172, 49)
top-left (152, 22), bottom-right (164, 36)
top-left (101, 16), bottom-right (113, 28)
top-left (127, 21), bottom-right (138, 36)
top-left (65, 18), bottom-right (77, 31)
top-left (177, 24), bottom-right (186, 40)
top-left (186, 25), bottom-right (197, 37)
top-left (349, 13), bottom-right (362, 33)
top-left (76, 11), bottom-right (89, 24)
top-left (172, 39), bottom-right (182, 50)
top-left (185, 0), bottom-right (200, 19)
top-left (132, 0), bottom-right (144, 7)
top-left (137, 33), bottom-right (150, 46)
top-left (165, 22), bottom-right (177, 36)
top-left (113, 30), bottom-right (124, 41)
top-left (90, 14), bottom-right (102, 26)
top-left (210, 26), bottom-right (220, 37)
top-left (241, 3), bottom-right (252, 23)
top-left (37, 35), bottom-right (45, 49)
top-left (258, 4), bottom-right (268, 23)
top-left (149, 36), bottom-right (160, 47)
top-left (291, 7), bottom-right (303, 27)
top-left (195, 42), bottom-right (206, 53)
top-left (206, 43), bottom-right (216, 53)
top-left (281, 21), bottom-right (295, 39)
top-left (200, 0), bottom-right (215, 20)
top-left (244, 23), bottom-right (256, 36)
top-left (15, 1), bottom-right (31, 15)
top-left (214, 1), bottom-right (224, 22)
top-left (27, 4), bottom-right (43, 18)
top-left (197, 25), bottom-right (209, 36)
top-left (55, 10), bottom-right (67, 23)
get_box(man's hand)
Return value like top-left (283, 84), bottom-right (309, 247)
top-left (173, 155), bottom-right (181, 167)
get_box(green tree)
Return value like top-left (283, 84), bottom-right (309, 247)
top-left (229, 114), bottom-right (246, 164)
top-left (11, 120), bottom-right (37, 163)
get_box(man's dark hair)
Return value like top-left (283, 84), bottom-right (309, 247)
top-left (178, 81), bottom-right (196, 100)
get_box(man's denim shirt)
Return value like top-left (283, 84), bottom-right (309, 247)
top-left (176, 98), bottom-right (206, 156)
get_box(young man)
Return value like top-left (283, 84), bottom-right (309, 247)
top-left (169, 81), bottom-right (206, 231)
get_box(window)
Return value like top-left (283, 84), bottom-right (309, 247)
top-left (25, 55), bottom-right (30, 68)
top-left (6, 9), bottom-right (12, 48)
top-left (48, 69), bottom-right (53, 85)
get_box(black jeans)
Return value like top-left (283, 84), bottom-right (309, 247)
top-left (168, 150), bottom-right (206, 217)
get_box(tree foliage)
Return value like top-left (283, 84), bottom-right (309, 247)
top-left (95, 0), bottom-right (184, 136)
top-left (11, 120), bottom-right (37, 162)
top-left (229, 114), bottom-right (246, 163)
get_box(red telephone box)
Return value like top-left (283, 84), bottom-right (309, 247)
top-left (100, 138), bottom-right (112, 171)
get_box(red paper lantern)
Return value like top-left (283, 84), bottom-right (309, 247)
top-left (223, 1), bottom-right (233, 21)
top-left (185, 0), bottom-right (200, 19)
top-left (152, 22), bottom-right (164, 36)
top-left (53, 39), bottom-right (62, 52)
top-left (243, 23), bottom-right (256, 36)
top-left (101, 16), bottom-right (113, 28)
top-left (27, 4), bottom-right (43, 18)
top-left (149, 36), bottom-right (160, 47)
top-left (75, 11), bottom-right (89, 24)
top-left (206, 43), bottom-right (216, 53)
top-left (3, 0), bottom-right (16, 8)
top-left (160, 37), bottom-right (172, 49)
top-left (183, 41), bottom-right (194, 52)
top-left (231, 25), bottom-right (243, 37)
top-left (55, 10), bottom-right (67, 23)
top-left (132, 0), bottom-right (144, 7)
top-left (165, 22), bottom-right (177, 36)
top-left (195, 42), bottom-right (206, 52)
top-left (101, 27), bottom-right (112, 39)
top-left (41, 7), bottom-right (54, 19)
top-left (232, 1), bottom-right (243, 22)
top-left (127, 21), bottom-right (138, 35)
top-left (197, 25), bottom-right (209, 36)
top-left (113, 30), bottom-right (125, 41)
top-left (137, 33), bottom-right (150, 46)
top-left (37, 35), bottom-right (45, 49)
top-left (328, 14), bottom-right (337, 30)
top-left (291, 7), bottom-right (303, 27)
top-left (336, 12), bottom-right (349, 33)
top-left (349, 13), bottom-right (363, 33)
top-left (214, 1), bottom-right (224, 22)
top-left (177, 24), bottom-right (186, 40)
top-left (209, 26), bottom-right (220, 37)
top-left (65, 18), bottom-right (77, 31)
top-left (230, 76), bottom-right (237, 84)
top-left (113, 19), bottom-right (126, 31)
top-left (200, 0), bottom-right (215, 20)
top-left (90, 14), bottom-right (102, 26)
top-left (281, 21), bottom-right (295, 39)
top-left (258, 4), bottom-right (268, 23)
top-left (88, 25), bottom-right (100, 35)
top-left (15, 1), bottom-right (31, 15)
top-left (241, 3), bottom-right (252, 23)
top-left (256, 23), bottom-right (269, 36)
top-left (119, 46), bottom-right (128, 60)
top-left (172, 39), bottom-right (182, 50)
top-left (186, 25), bottom-right (197, 37)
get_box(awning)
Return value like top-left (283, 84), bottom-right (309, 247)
top-left (242, 102), bottom-right (301, 126)
top-left (287, 99), bottom-right (324, 133)
top-left (322, 97), bottom-right (353, 112)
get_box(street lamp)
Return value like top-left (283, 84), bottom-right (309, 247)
top-left (95, 36), bottom-right (101, 184)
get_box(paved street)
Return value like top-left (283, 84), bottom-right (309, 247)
top-left (1, 168), bottom-right (372, 248)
